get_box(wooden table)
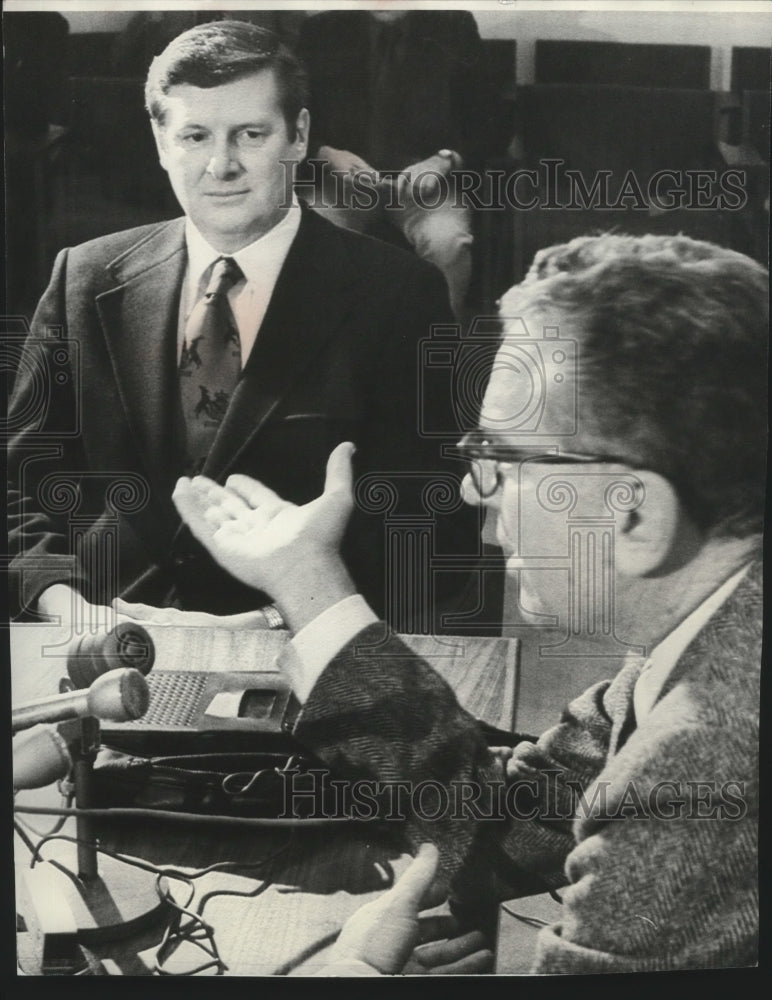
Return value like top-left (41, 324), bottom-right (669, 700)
top-left (12, 622), bottom-right (518, 976)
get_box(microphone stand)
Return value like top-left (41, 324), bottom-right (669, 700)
top-left (17, 716), bottom-right (168, 975)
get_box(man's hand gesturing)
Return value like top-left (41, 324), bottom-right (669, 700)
top-left (172, 442), bottom-right (358, 632)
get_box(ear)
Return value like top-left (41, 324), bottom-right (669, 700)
top-left (294, 108), bottom-right (310, 159)
top-left (151, 121), bottom-right (169, 172)
top-left (614, 471), bottom-right (699, 577)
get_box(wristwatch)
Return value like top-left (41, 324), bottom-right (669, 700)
top-left (261, 604), bottom-right (286, 630)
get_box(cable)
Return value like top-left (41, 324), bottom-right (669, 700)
top-left (500, 888), bottom-right (563, 930)
top-left (196, 871), bottom-right (274, 914)
top-left (154, 875), bottom-right (227, 976)
top-left (13, 819), bottom-right (38, 857)
top-left (155, 876), bottom-right (279, 976)
top-left (499, 902), bottom-right (551, 929)
top-left (28, 829), bottom-right (297, 977)
top-left (14, 802), bottom-right (350, 828)
top-left (30, 830), bottom-right (293, 879)
top-left (14, 785), bottom-right (74, 843)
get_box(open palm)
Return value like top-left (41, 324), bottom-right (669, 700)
top-left (172, 441), bottom-right (356, 601)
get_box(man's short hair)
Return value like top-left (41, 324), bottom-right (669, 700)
top-left (145, 19), bottom-right (308, 137)
top-left (499, 233), bottom-right (768, 538)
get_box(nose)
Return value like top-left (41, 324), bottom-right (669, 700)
top-left (461, 469), bottom-right (501, 508)
top-left (205, 139), bottom-right (241, 180)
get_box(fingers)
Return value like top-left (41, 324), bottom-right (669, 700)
top-left (112, 601), bottom-right (194, 626)
top-left (180, 443), bottom-right (354, 516)
top-left (415, 914), bottom-right (459, 944)
top-left (111, 603), bottom-right (274, 630)
top-left (225, 474), bottom-right (283, 510)
top-left (418, 875), bottom-right (449, 912)
top-left (172, 477), bottom-right (216, 533)
top-left (387, 843), bottom-right (440, 911)
top-left (210, 488), bottom-right (252, 521)
top-left (413, 929), bottom-right (490, 968)
top-left (173, 477), bottom-right (254, 549)
top-left (71, 601), bottom-right (118, 634)
top-left (194, 478), bottom-right (252, 521)
top-left (112, 599), bottom-right (167, 623)
top-left (425, 948), bottom-right (494, 975)
top-left (324, 441), bottom-right (355, 499)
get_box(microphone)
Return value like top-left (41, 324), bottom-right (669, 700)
top-left (12, 668), bottom-right (150, 734)
top-left (13, 723), bottom-right (74, 790)
top-left (67, 622), bottom-right (155, 689)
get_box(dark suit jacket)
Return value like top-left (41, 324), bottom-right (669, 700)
top-left (297, 10), bottom-right (498, 172)
top-left (8, 207), bottom-right (481, 621)
top-left (292, 560), bottom-right (761, 971)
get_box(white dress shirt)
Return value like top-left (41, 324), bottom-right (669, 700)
top-left (178, 199), bottom-right (302, 366)
top-left (278, 595), bottom-right (378, 703)
top-left (632, 563), bottom-right (751, 724)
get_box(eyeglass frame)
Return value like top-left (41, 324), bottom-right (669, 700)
top-left (454, 430), bottom-right (631, 499)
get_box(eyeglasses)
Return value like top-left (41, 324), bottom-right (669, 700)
top-left (455, 431), bottom-right (628, 499)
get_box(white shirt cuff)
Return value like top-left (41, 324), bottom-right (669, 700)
top-left (277, 594), bottom-right (378, 703)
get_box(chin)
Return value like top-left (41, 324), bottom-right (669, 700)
top-left (512, 567), bottom-right (566, 623)
top-left (518, 586), bottom-right (551, 620)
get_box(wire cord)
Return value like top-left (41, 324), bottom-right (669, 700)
top-left (18, 823), bottom-right (297, 976)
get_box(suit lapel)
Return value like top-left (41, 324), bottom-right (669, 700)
top-left (203, 208), bottom-right (359, 480)
top-left (658, 558), bottom-right (763, 701)
top-left (95, 219), bottom-right (187, 502)
top-left (605, 655), bottom-right (646, 757)
top-left (606, 558), bottom-right (763, 758)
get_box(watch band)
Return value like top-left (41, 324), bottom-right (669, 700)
top-left (261, 604), bottom-right (286, 630)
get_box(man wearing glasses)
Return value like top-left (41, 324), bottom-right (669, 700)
top-left (173, 232), bottom-right (765, 974)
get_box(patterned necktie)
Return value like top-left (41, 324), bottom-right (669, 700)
top-left (179, 256), bottom-right (243, 475)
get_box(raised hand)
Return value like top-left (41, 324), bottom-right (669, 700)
top-left (172, 442), bottom-right (358, 632)
top-left (325, 844), bottom-right (443, 974)
top-left (324, 844), bottom-right (494, 976)
top-left (317, 145), bottom-right (379, 183)
top-left (391, 149), bottom-right (460, 203)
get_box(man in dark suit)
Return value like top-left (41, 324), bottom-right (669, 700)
top-left (173, 233), bottom-right (765, 973)
top-left (7, 20), bottom-right (479, 636)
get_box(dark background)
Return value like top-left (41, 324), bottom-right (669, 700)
top-left (3, 9), bottom-right (769, 332)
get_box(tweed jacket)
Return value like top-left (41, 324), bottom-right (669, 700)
top-left (293, 559), bottom-right (761, 972)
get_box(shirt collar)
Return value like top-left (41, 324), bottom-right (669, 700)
top-left (184, 197), bottom-right (301, 304)
top-left (633, 562), bottom-right (751, 722)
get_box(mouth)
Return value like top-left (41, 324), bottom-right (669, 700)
top-left (205, 191), bottom-right (250, 199)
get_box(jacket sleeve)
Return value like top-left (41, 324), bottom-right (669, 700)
top-left (7, 248), bottom-right (92, 616)
top-left (292, 623), bottom-right (614, 917)
top-left (295, 623), bottom-right (758, 971)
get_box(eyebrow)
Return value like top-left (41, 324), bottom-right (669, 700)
top-left (176, 120), bottom-right (274, 132)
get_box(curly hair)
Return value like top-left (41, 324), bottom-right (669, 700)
top-left (145, 19), bottom-right (308, 138)
top-left (499, 233), bottom-right (768, 537)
